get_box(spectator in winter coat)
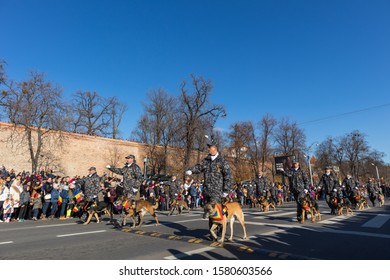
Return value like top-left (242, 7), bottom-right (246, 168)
top-left (18, 183), bottom-right (31, 221)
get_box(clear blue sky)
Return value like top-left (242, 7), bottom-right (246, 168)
top-left (1, 0), bottom-right (390, 163)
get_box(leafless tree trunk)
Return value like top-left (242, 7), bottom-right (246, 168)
top-left (273, 117), bottom-right (306, 160)
top-left (109, 97), bottom-right (127, 139)
top-left (71, 91), bottom-right (112, 136)
top-left (258, 113), bottom-right (277, 173)
top-left (132, 88), bottom-right (180, 175)
top-left (179, 74), bottom-right (225, 169)
top-left (0, 71), bottom-right (66, 172)
top-left (340, 130), bottom-right (368, 180)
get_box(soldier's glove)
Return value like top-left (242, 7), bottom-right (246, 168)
top-left (185, 170), bottom-right (192, 176)
top-left (106, 165), bottom-right (111, 169)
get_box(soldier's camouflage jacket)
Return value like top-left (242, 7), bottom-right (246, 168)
top-left (78, 172), bottom-right (100, 201)
top-left (283, 167), bottom-right (309, 195)
top-left (108, 163), bottom-right (143, 197)
top-left (168, 179), bottom-right (180, 199)
top-left (253, 176), bottom-right (268, 197)
top-left (188, 153), bottom-right (233, 203)
top-left (318, 173), bottom-right (339, 195)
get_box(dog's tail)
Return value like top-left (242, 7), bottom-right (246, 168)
top-left (152, 202), bottom-right (159, 210)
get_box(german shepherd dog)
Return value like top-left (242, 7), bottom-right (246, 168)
top-left (168, 199), bottom-right (190, 216)
top-left (249, 195), bottom-right (258, 208)
top-left (257, 195), bottom-right (276, 212)
top-left (358, 196), bottom-right (369, 210)
top-left (203, 201), bottom-right (247, 243)
top-left (122, 198), bottom-right (160, 228)
top-left (342, 198), bottom-right (354, 216)
top-left (300, 196), bottom-right (321, 224)
top-left (83, 202), bottom-right (113, 225)
top-left (330, 196), bottom-right (343, 215)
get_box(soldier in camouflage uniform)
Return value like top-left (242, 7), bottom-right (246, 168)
top-left (318, 166), bottom-right (339, 214)
top-left (78, 167), bottom-right (101, 202)
top-left (168, 174), bottom-right (181, 205)
top-left (253, 170), bottom-right (268, 198)
top-left (106, 154), bottom-right (143, 200)
top-left (280, 160), bottom-right (309, 222)
top-left (186, 137), bottom-right (233, 240)
top-left (186, 139), bottom-right (233, 205)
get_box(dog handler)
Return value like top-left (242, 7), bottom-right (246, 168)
top-left (280, 160), bottom-right (310, 222)
top-left (106, 154), bottom-right (143, 201)
top-left (185, 136), bottom-right (233, 239)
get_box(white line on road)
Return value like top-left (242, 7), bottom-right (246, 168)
top-left (56, 230), bottom-right (107, 238)
top-left (0, 241), bottom-right (14, 245)
top-left (362, 214), bottom-right (390, 228)
top-left (253, 211), bottom-right (296, 218)
top-left (164, 247), bottom-right (217, 260)
top-left (35, 223), bottom-right (79, 228)
top-left (319, 215), bottom-right (350, 225)
top-left (0, 222), bottom-right (78, 233)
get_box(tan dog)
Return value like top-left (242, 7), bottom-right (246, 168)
top-left (258, 196), bottom-right (276, 212)
top-left (123, 199), bottom-right (159, 228)
top-left (168, 199), bottom-right (190, 216)
top-left (203, 201), bottom-right (247, 243)
top-left (276, 193), bottom-right (284, 206)
top-left (378, 193), bottom-right (385, 207)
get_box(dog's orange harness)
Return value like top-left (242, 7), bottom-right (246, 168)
top-left (210, 204), bottom-right (227, 221)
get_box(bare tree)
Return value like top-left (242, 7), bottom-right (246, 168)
top-left (108, 96), bottom-right (127, 139)
top-left (228, 121), bottom-right (255, 181)
top-left (340, 130), bottom-right (369, 179)
top-left (132, 88), bottom-right (179, 175)
top-left (258, 113), bottom-right (277, 172)
top-left (178, 74), bottom-right (226, 169)
top-left (0, 71), bottom-right (66, 172)
top-left (273, 117), bottom-right (306, 160)
top-left (71, 91), bottom-right (112, 136)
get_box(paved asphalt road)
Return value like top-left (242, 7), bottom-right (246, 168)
top-left (1, 198), bottom-right (389, 260)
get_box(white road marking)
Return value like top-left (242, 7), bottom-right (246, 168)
top-left (35, 223), bottom-right (78, 228)
top-left (0, 241), bottom-right (14, 245)
top-left (362, 214), bottom-right (390, 228)
top-left (56, 230), bottom-right (107, 237)
top-left (254, 211), bottom-right (296, 218)
top-left (164, 247), bottom-right (217, 260)
top-left (0, 222), bottom-right (78, 233)
top-left (319, 215), bottom-right (350, 225)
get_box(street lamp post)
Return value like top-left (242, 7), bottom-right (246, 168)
top-left (371, 163), bottom-right (380, 187)
top-left (144, 157), bottom-right (148, 180)
top-left (305, 154), bottom-right (314, 187)
top-left (306, 142), bottom-right (318, 187)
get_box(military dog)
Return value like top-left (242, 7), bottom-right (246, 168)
top-left (83, 203), bottom-right (112, 225)
top-left (203, 201), bottom-right (247, 244)
top-left (257, 195), bottom-right (276, 212)
top-left (342, 198), bottom-right (354, 216)
top-left (300, 196), bottom-right (321, 224)
top-left (358, 196), bottom-right (369, 210)
top-left (168, 199), bottom-right (190, 216)
top-left (122, 198), bottom-right (160, 228)
top-left (378, 193), bottom-right (385, 207)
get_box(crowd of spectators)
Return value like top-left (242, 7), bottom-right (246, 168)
top-left (1, 164), bottom-right (389, 223)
